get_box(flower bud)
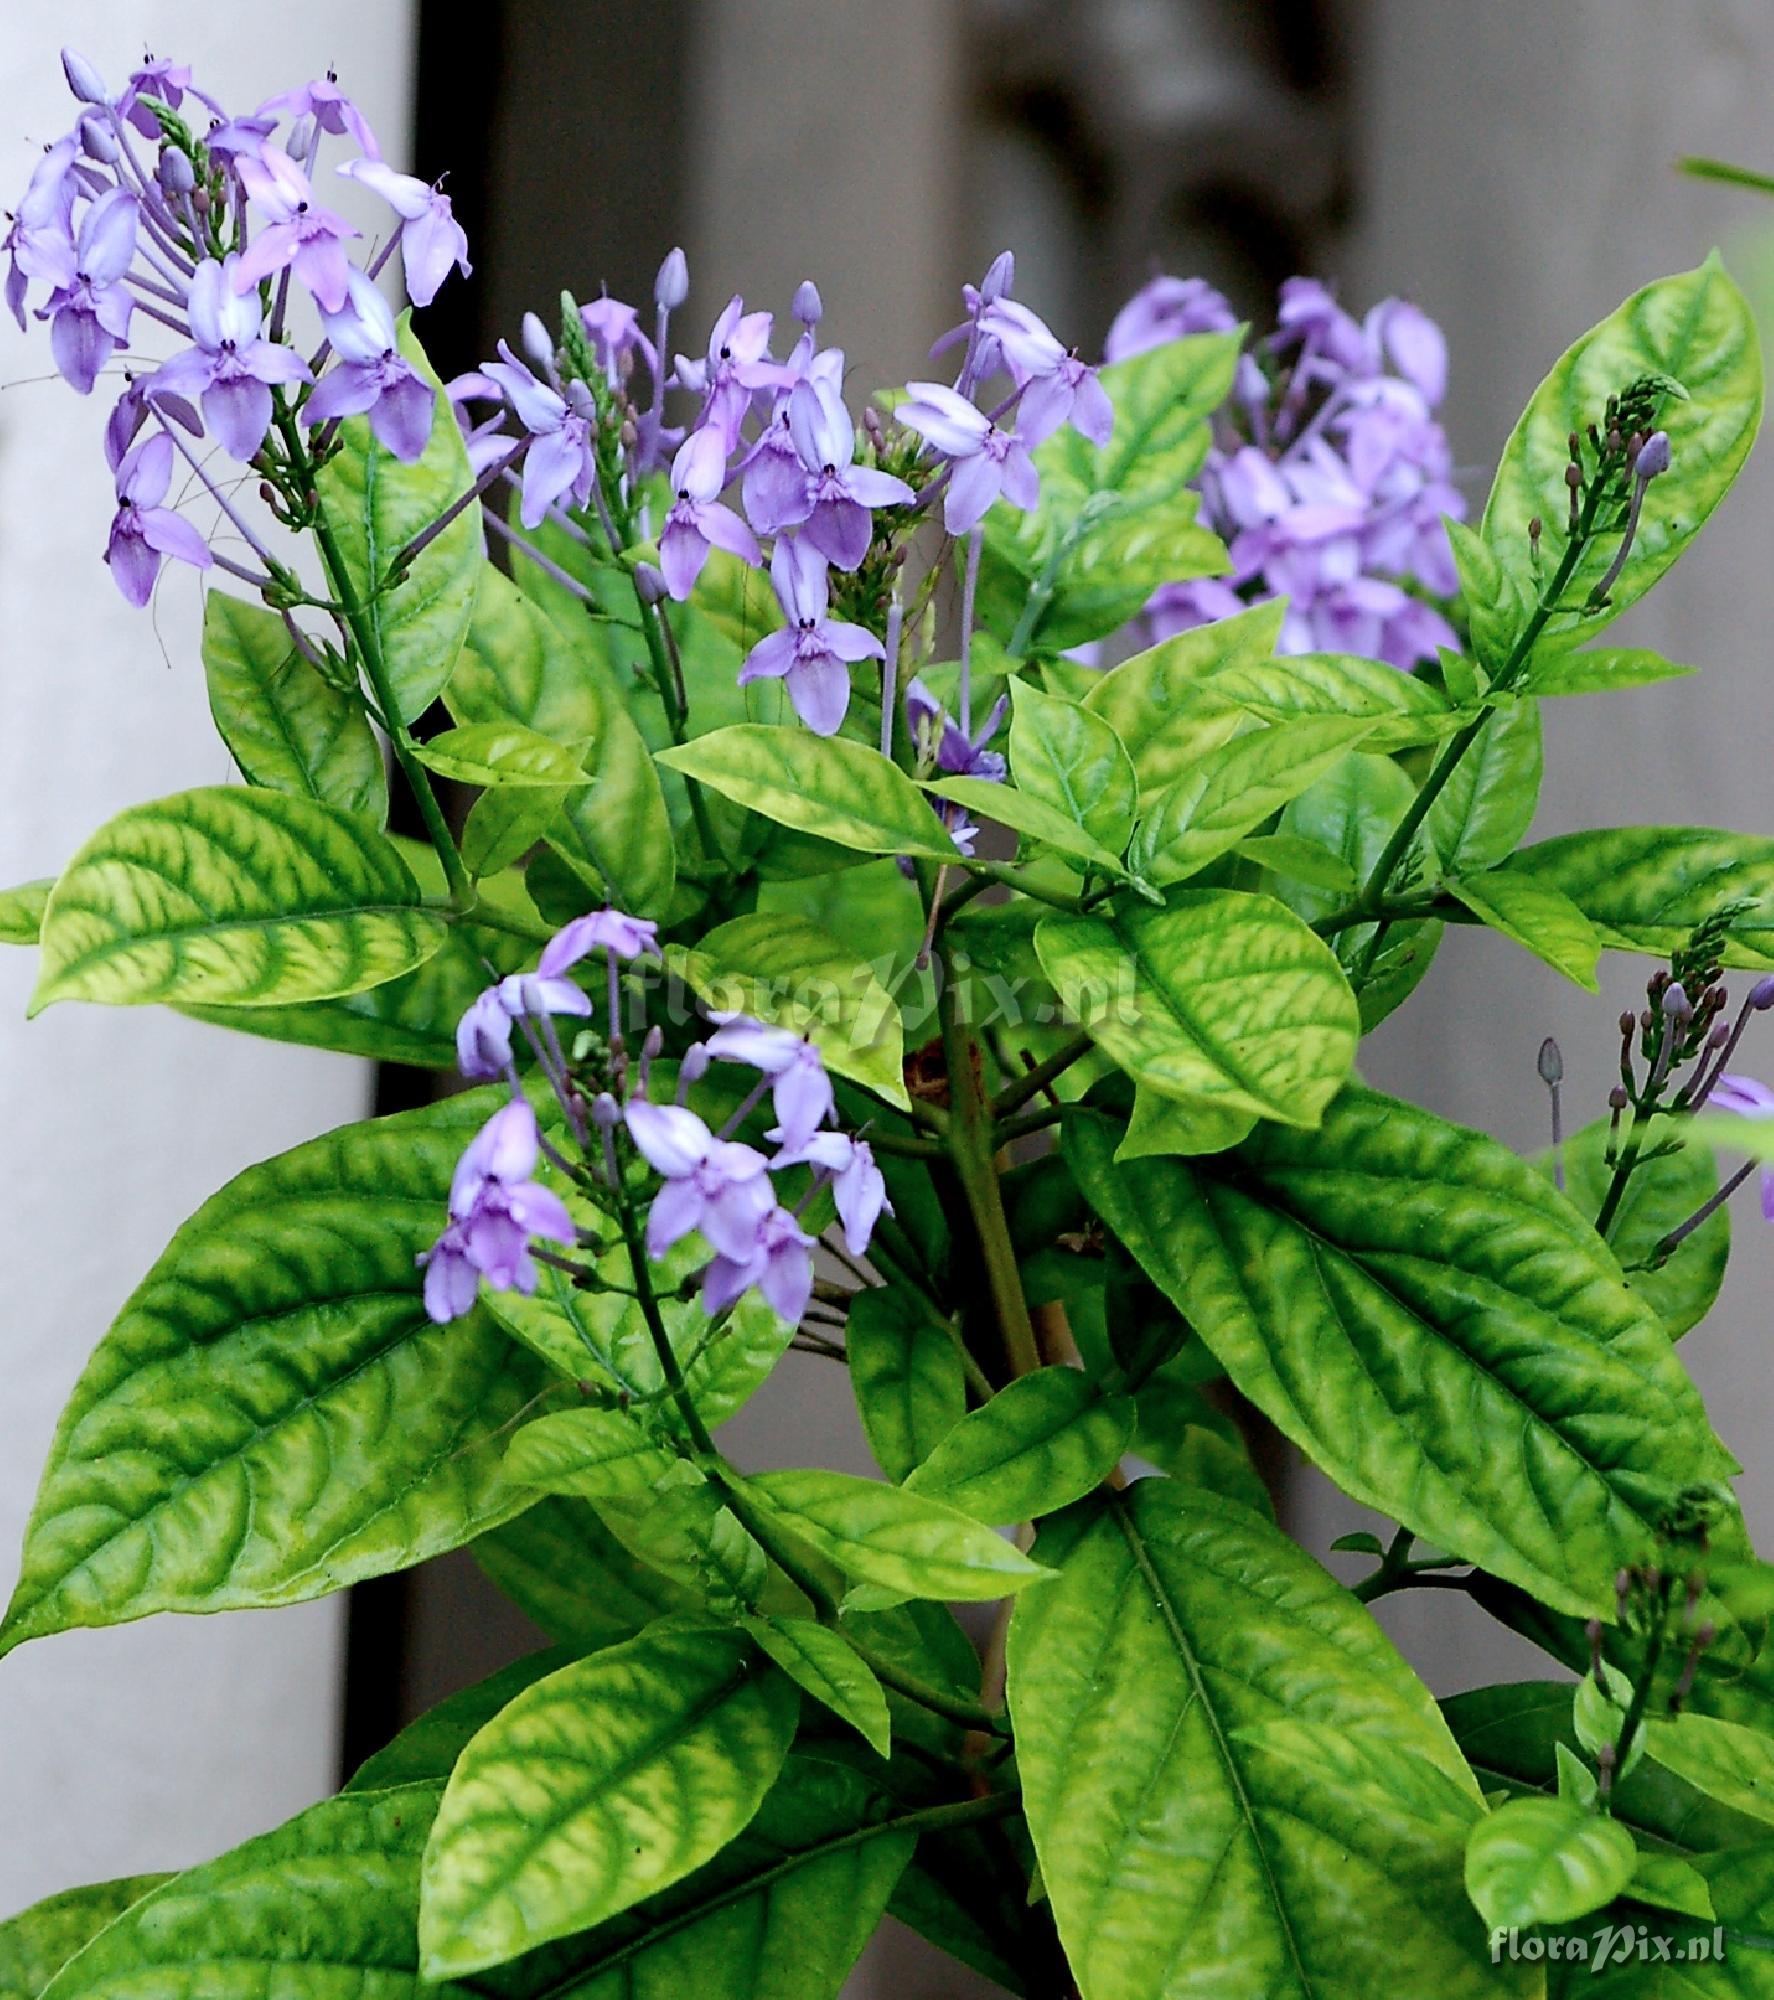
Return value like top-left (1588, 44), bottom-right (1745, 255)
top-left (590, 1091), bottom-right (621, 1129)
top-left (157, 146), bottom-right (195, 197)
top-left (287, 115), bottom-right (315, 160)
top-left (1608, 1085), bottom-right (1629, 1110)
top-left (1664, 981), bottom-right (1693, 1025)
top-left (793, 279), bottom-right (823, 328)
top-left (980, 250), bottom-right (1015, 303)
top-left (680, 1043), bottom-right (712, 1087)
top-left (61, 48), bottom-right (108, 104)
top-left (654, 246), bottom-right (689, 311)
top-left (79, 114), bottom-right (120, 164)
top-left (1634, 430), bottom-right (1671, 480)
top-left (521, 311), bottom-right (554, 375)
top-left (633, 561), bottom-right (668, 607)
top-left (1537, 1036), bottom-right (1564, 1086)
top-left (1750, 975), bottom-right (1774, 1011)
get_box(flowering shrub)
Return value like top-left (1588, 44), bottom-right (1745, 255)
top-left (7, 42), bottom-right (1774, 2000)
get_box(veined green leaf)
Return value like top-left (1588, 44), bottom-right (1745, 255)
top-left (0, 1093), bottom-right (544, 1656)
top-left (419, 1624), bottom-right (798, 1974)
top-left (1520, 644), bottom-right (1695, 696)
top-left (1464, 1797), bottom-right (1638, 1929)
top-left (1128, 715), bottom-right (1376, 887)
top-left (1064, 1090), bottom-right (1735, 1618)
top-left (1008, 680), bottom-right (1139, 854)
top-left (741, 1467), bottom-right (1051, 1601)
top-left (906, 1365), bottom-right (1132, 1524)
top-left (1447, 868), bottom-right (1602, 988)
top-left (202, 592), bottom-right (385, 823)
top-left (504, 1405), bottom-right (681, 1500)
top-left (927, 774), bottom-right (1128, 876)
top-left (0, 1877), bottom-right (167, 2000)
top-left (846, 1285), bottom-right (966, 1483)
top-left (1194, 648), bottom-right (1461, 751)
top-left (670, 910), bottom-right (908, 1108)
top-left (1233, 831), bottom-right (1360, 896)
top-left (1116, 1084), bottom-right (1257, 1159)
top-left (30, 786), bottom-right (446, 1013)
top-left (1482, 256), bottom-right (1762, 638)
top-left (315, 317), bottom-right (484, 723)
top-left (0, 878), bottom-right (51, 945)
top-left (474, 1494), bottom-right (700, 1650)
top-left (347, 1648), bottom-right (575, 1793)
top-left (659, 725), bottom-right (956, 860)
top-left (1133, 1373), bottom-right (1274, 1514)
top-left (414, 721), bottom-right (589, 787)
top-left (1644, 1712), bottom-right (1774, 1826)
top-left (1035, 894), bottom-right (1358, 1126)
top-left (1425, 698), bottom-right (1542, 875)
top-left (1505, 826), bottom-right (1774, 966)
top-left (1009, 1483), bottom-right (1503, 2000)
top-left (459, 783), bottom-right (571, 877)
top-left (743, 1615), bottom-right (892, 1757)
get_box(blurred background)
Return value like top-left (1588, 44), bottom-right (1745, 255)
top-left (5, 3), bottom-right (1774, 1992)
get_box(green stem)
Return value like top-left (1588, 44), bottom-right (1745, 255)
top-left (954, 858), bottom-right (1083, 914)
top-left (1594, 1098), bottom-right (1657, 1240)
top-left (991, 1028), bottom-right (1094, 1118)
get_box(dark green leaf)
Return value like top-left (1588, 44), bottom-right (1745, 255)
top-left (846, 1285), bottom-right (966, 1483)
top-left (346, 1648), bottom-right (575, 1793)
top-left (474, 1495), bottom-right (700, 1649)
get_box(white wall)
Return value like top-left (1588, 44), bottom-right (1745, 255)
top-left (0, 1), bottom-right (412, 1916)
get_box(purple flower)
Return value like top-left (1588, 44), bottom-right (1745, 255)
top-left (897, 381), bottom-right (1038, 535)
top-left (676, 295), bottom-right (782, 452)
top-left (4, 134), bottom-right (79, 329)
top-left (337, 159), bottom-right (469, 308)
top-left (33, 185), bottom-right (136, 394)
top-left (626, 1101), bottom-right (775, 1261)
top-left (419, 1099), bottom-right (575, 1322)
top-left (1365, 298), bottom-right (1447, 407)
top-left (257, 74), bottom-right (380, 158)
top-left (905, 676), bottom-right (1007, 781)
top-left (202, 112), bottom-right (277, 163)
top-left (930, 250), bottom-right (1017, 385)
top-left (740, 534), bottom-right (884, 735)
top-left (1705, 1074), bottom-right (1774, 1220)
top-left (482, 342), bottom-right (597, 525)
top-left (302, 270), bottom-right (435, 461)
top-left (702, 1205), bottom-right (816, 1323)
top-left (978, 298), bottom-right (1113, 448)
top-left (541, 908), bottom-right (661, 970)
top-left (659, 427), bottom-right (760, 600)
top-left (104, 431), bottom-right (213, 606)
top-left (232, 147), bottom-right (359, 312)
top-left (149, 255), bottom-right (311, 459)
top-left (445, 370), bottom-right (516, 477)
top-left (495, 966), bottom-right (596, 1029)
top-left (457, 989), bottom-right (516, 1081)
top-left (1103, 275), bottom-right (1237, 363)
top-left (785, 379), bottom-right (914, 569)
top-left (120, 57), bottom-right (195, 139)
top-left (770, 1130), bottom-right (890, 1257)
top-left (700, 1014), bottom-right (834, 1147)
top-left (579, 293), bottom-right (653, 385)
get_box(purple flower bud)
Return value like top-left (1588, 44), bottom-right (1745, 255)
top-left (61, 48), bottom-right (109, 105)
top-left (1608, 1085), bottom-right (1629, 1110)
top-left (521, 311), bottom-right (554, 375)
top-left (654, 245), bottom-right (689, 311)
top-left (1537, 1037), bottom-right (1563, 1085)
top-left (1752, 977), bottom-right (1774, 1011)
top-left (286, 115), bottom-right (316, 160)
top-left (633, 560), bottom-right (668, 606)
top-left (1634, 430), bottom-right (1672, 481)
top-left (157, 146), bottom-right (195, 197)
top-left (1664, 981), bottom-right (1693, 1024)
top-left (79, 116), bottom-right (120, 165)
top-left (979, 250), bottom-right (1015, 304)
top-left (793, 279), bottom-right (823, 328)
top-left (591, 1091), bottom-right (621, 1129)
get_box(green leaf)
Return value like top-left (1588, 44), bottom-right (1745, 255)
top-left (659, 725), bottom-right (956, 859)
top-left (413, 721), bottom-right (590, 787)
top-left (1133, 1373), bottom-right (1275, 1515)
top-left (315, 316), bottom-right (484, 723)
top-left (592, 1475), bottom-right (770, 1617)
top-left (1447, 519), bottom-right (1531, 683)
top-left (0, 1877), bottom-right (167, 2000)
top-left (905, 1365), bottom-right (1132, 1524)
top-left (1233, 831), bottom-right (1359, 896)
top-left (741, 1467), bottom-right (1051, 1601)
top-left (1034, 894), bottom-right (1358, 1126)
top-left (504, 1406), bottom-right (681, 1500)
top-left (1008, 680), bottom-right (1139, 854)
top-left (1549, 1115), bottom-right (1727, 1338)
top-left (460, 783), bottom-right (570, 877)
top-left (1009, 1482), bottom-right (1501, 2000)
top-left (202, 592), bottom-right (386, 823)
top-left (1190, 648), bottom-right (1461, 752)
top-left (928, 774), bottom-right (1128, 876)
top-left (474, 1495), bottom-right (700, 1649)
top-left (1464, 1797), bottom-right (1638, 1929)
top-left (346, 1647), bottom-right (575, 1793)
top-left (1128, 716), bottom-right (1377, 887)
top-left (670, 911), bottom-right (908, 1108)
top-left (1425, 699), bottom-right (1543, 874)
top-left (1505, 826), bottom-right (1774, 966)
top-left (1520, 644), bottom-right (1695, 696)
top-left (1644, 1712), bottom-right (1774, 1826)
top-left (28, 1787), bottom-right (440, 2000)
top-left (1116, 1084), bottom-right (1257, 1159)
top-left (29, 786), bottom-right (447, 1013)
top-left (1628, 1849), bottom-right (1716, 1921)
top-left (1482, 256), bottom-right (1762, 637)
top-left (419, 1623), bottom-right (798, 1975)
top-left (0, 1093), bottom-right (545, 1656)
top-left (1447, 868), bottom-right (1602, 988)
top-left (743, 1615), bottom-right (892, 1757)
top-left (846, 1285), bottom-right (967, 1482)
top-left (0, 878), bottom-right (51, 945)
top-left (1063, 1090), bottom-right (1734, 1618)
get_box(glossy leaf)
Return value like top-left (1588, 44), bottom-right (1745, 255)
top-left (592, 1474), bottom-right (770, 1617)
top-left (1035, 894), bottom-right (1358, 1126)
top-left (1008, 680), bottom-right (1139, 855)
top-left (1447, 868), bottom-right (1602, 988)
top-left (1133, 1374), bottom-right (1274, 1515)
top-left (1116, 1084), bottom-right (1257, 1160)
top-left (1520, 644), bottom-right (1694, 697)
top-left (503, 1405), bottom-right (681, 1500)
top-left (346, 1648), bottom-right (574, 1793)
top-left (1233, 831), bottom-right (1359, 896)
top-left (1482, 255), bottom-right (1762, 638)
top-left (1643, 1712), bottom-right (1774, 1826)
top-left (1465, 1797), bottom-right (1638, 1930)
top-left (930, 774), bottom-right (1128, 877)
top-left (741, 1466), bottom-right (1051, 1601)
top-left (315, 317), bottom-right (484, 723)
top-left (0, 878), bottom-right (51, 945)
top-left (201, 592), bottom-right (385, 823)
top-left (1189, 647), bottom-right (1459, 752)
top-left (671, 911), bottom-right (908, 1108)
top-left (1128, 716), bottom-right (1377, 887)
top-left (414, 721), bottom-right (589, 788)
top-left (659, 726), bottom-right (957, 860)
top-left (1425, 698), bottom-right (1543, 875)
top-left (1505, 826), bottom-right (1774, 966)
top-left (1008, 1482), bottom-right (1502, 2000)
top-left (473, 1495), bottom-right (700, 1650)
top-left (846, 1285), bottom-right (967, 1482)
top-left (0, 1094), bottom-right (544, 1656)
top-left (420, 1624), bottom-right (797, 1974)
top-left (743, 1614), bottom-right (892, 1757)
top-left (0, 1877), bottom-right (166, 2000)
top-left (905, 1365), bottom-right (1133, 1524)
top-left (1064, 1090), bottom-right (1734, 1617)
top-left (30, 786), bottom-right (446, 1013)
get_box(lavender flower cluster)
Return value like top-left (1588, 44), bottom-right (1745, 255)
top-left (422, 909), bottom-right (888, 1332)
top-left (1106, 271), bottom-right (1464, 671)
